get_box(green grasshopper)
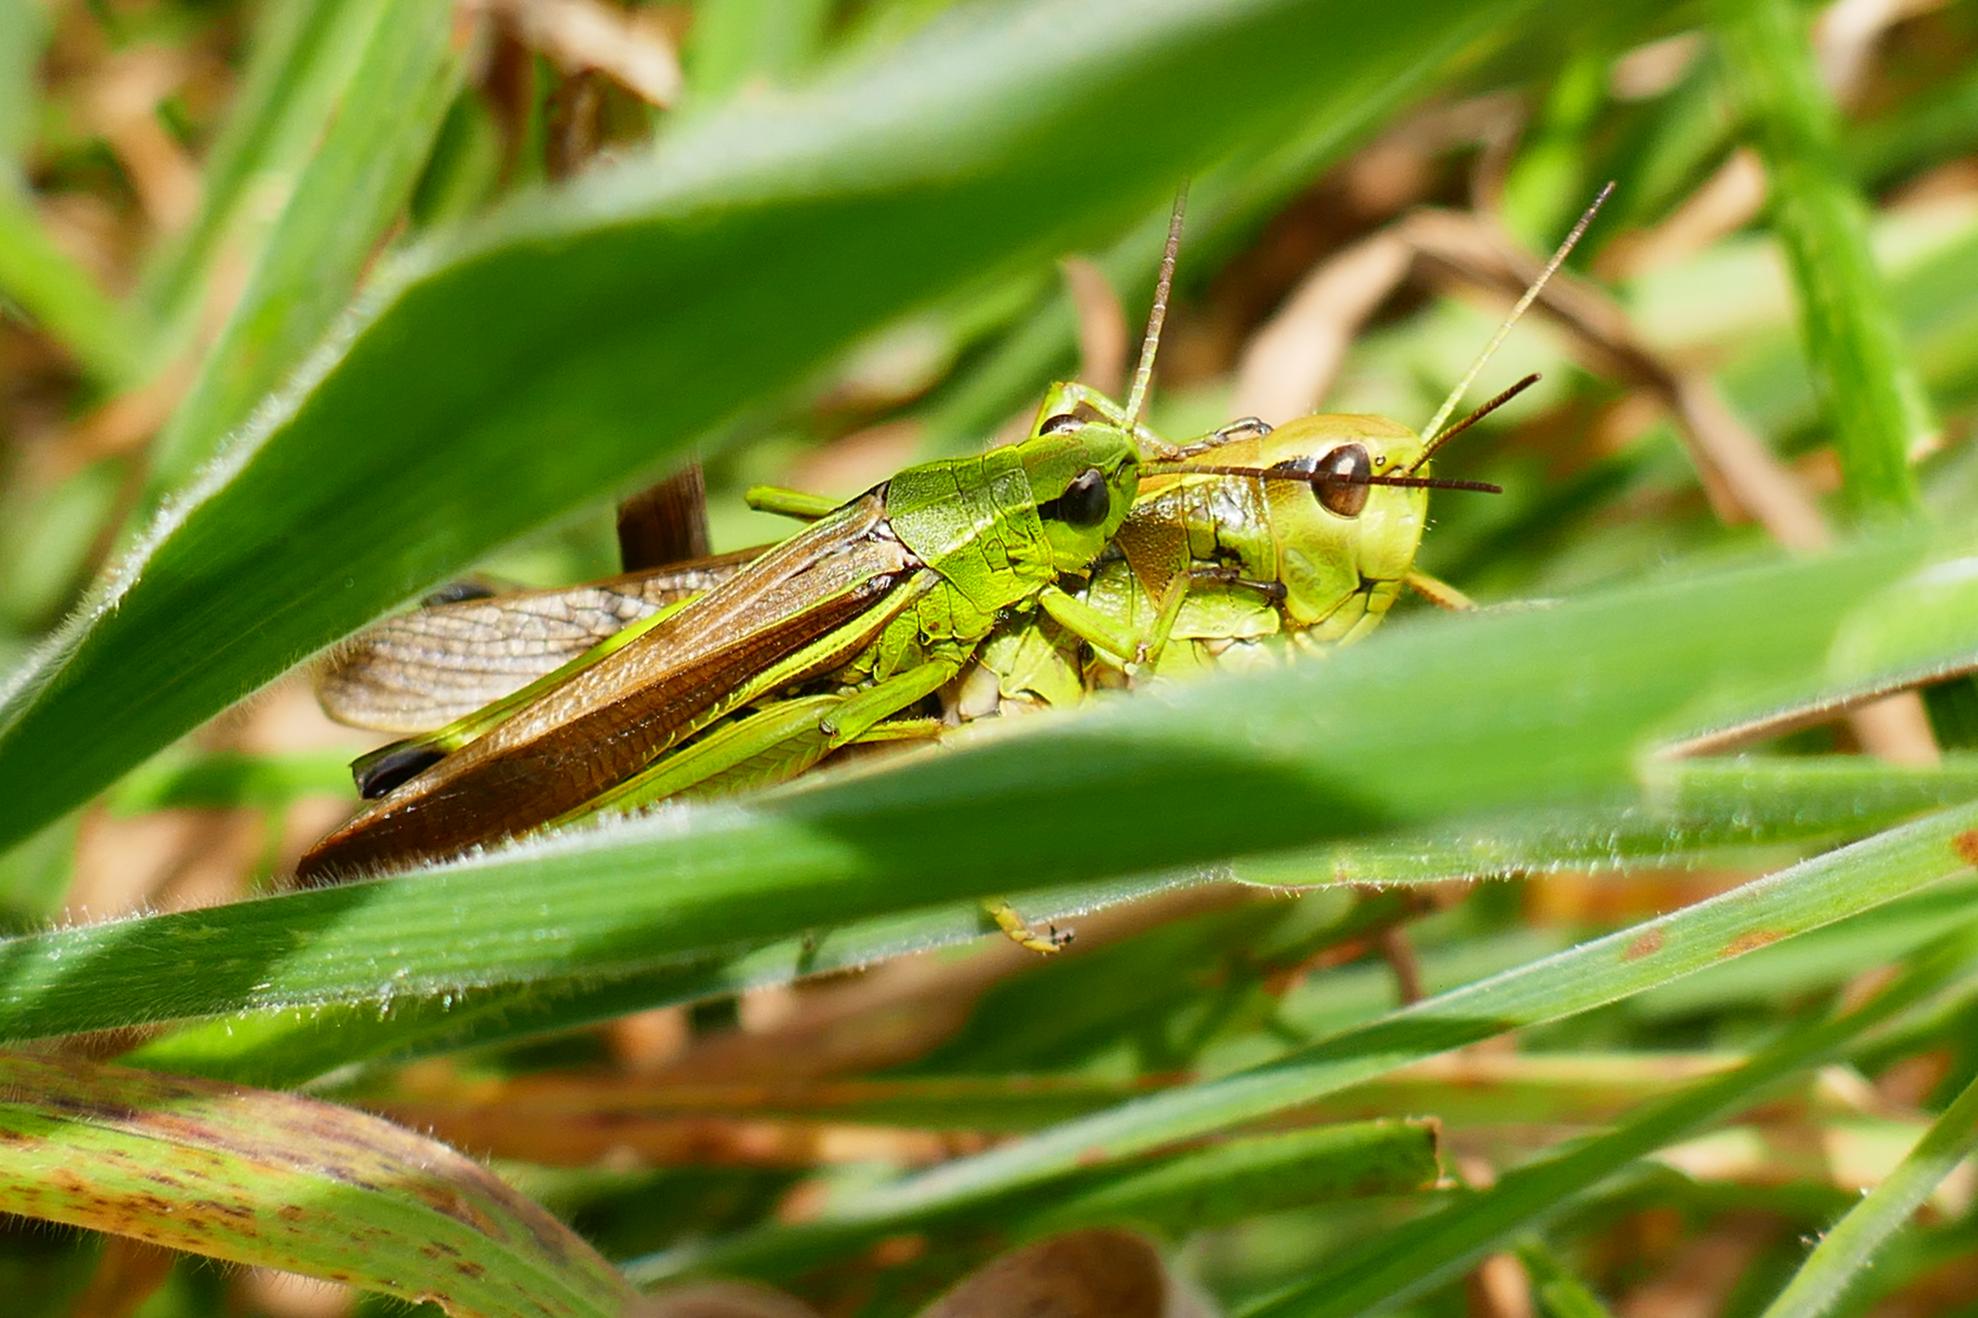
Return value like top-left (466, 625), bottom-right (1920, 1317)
top-left (947, 382), bottom-right (1513, 721)
top-left (949, 186), bottom-right (1610, 723)
top-left (296, 417), bottom-right (1145, 881)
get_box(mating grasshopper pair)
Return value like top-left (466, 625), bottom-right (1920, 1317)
top-left (300, 191), bottom-right (1602, 948)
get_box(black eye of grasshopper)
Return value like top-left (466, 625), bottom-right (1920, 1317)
top-left (1037, 412), bottom-right (1082, 436)
top-left (1042, 466), bottom-right (1112, 528)
top-left (1272, 444), bottom-right (1372, 518)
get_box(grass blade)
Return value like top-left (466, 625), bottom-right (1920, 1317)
top-left (0, 527), bottom-right (1969, 1044)
top-left (1258, 754), bottom-right (1978, 884)
top-left (142, 4), bottom-right (468, 495)
top-left (1757, 1064), bottom-right (1978, 1317)
top-left (134, 0), bottom-right (399, 338)
top-left (1017, 1121), bottom-right (1442, 1237)
top-left (0, 1051), bottom-right (635, 1314)
top-left (126, 872), bottom-right (1201, 1087)
top-left (0, 181), bottom-right (147, 388)
top-left (0, 0), bottom-right (44, 168)
top-left (1715, 0), bottom-right (1934, 519)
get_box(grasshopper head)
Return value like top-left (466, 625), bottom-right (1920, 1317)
top-left (1257, 414), bottom-right (1428, 629)
top-left (1021, 419), bottom-right (1141, 574)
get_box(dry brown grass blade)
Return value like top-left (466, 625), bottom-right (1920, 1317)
top-left (474, 0), bottom-right (682, 108)
top-left (1232, 230), bottom-right (1410, 422)
top-left (382, 1102), bottom-right (980, 1169)
top-left (70, 1237), bottom-right (176, 1318)
top-left (81, 47), bottom-right (203, 232)
top-left (362, 1072), bottom-right (1171, 1169)
top-left (1466, 1251), bottom-right (1535, 1318)
top-left (1602, 0), bottom-right (1940, 278)
top-left (640, 885), bottom-right (1251, 1086)
top-left (1060, 257), bottom-right (1129, 399)
top-left (915, 1229), bottom-right (1212, 1318)
top-left (1401, 208), bottom-right (1829, 541)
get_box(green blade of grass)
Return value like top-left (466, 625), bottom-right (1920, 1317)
top-left (1629, 879), bottom-right (1978, 1020)
top-left (0, 0), bottom-right (43, 168)
top-left (1757, 1064), bottom-right (1978, 1318)
top-left (0, 0), bottom-right (62, 386)
top-left (912, 51), bottom-right (1454, 456)
top-left (1016, 1120), bottom-right (1442, 1237)
top-left (107, 747), bottom-right (354, 813)
top-left (142, 3), bottom-right (467, 495)
top-left (1844, 59), bottom-right (1978, 191)
top-left (134, 0), bottom-right (398, 340)
top-left (0, 1051), bottom-right (635, 1314)
top-left (1714, 0), bottom-right (1934, 520)
top-left (1236, 927), bottom-right (1978, 1317)
top-left (0, 526), bottom-right (1970, 1044)
top-left (630, 801), bottom-right (1978, 1283)
top-left (687, 0), bottom-right (833, 101)
top-left (0, 181), bottom-right (147, 388)
top-left (125, 871), bottom-right (1201, 1087)
top-left (1252, 754), bottom-right (1978, 885)
top-left (0, 0), bottom-right (1563, 855)
top-left (1517, 1239), bottom-right (1618, 1318)
top-left (125, 752), bottom-right (1978, 1090)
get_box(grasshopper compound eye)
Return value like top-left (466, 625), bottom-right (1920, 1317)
top-left (1046, 466), bottom-right (1114, 528)
top-left (1272, 444), bottom-right (1372, 518)
top-left (1315, 444), bottom-right (1372, 517)
top-left (1037, 413), bottom-right (1082, 436)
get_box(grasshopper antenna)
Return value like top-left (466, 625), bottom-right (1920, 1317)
top-left (1413, 372), bottom-right (1542, 471)
top-left (1123, 184), bottom-right (1189, 435)
top-left (1145, 461), bottom-right (1503, 496)
top-left (1412, 181), bottom-right (1614, 469)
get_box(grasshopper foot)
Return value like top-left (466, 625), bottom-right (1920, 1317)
top-left (985, 899), bottom-right (1073, 956)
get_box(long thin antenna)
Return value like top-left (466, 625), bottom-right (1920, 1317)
top-left (1145, 462), bottom-right (1503, 495)
top-left (1123, 184), bottom-right (1189, 433)
top-left (1411, 372), bottom-right (1541, 472)
top-left (1415, 180), bottom-right (1614, 454)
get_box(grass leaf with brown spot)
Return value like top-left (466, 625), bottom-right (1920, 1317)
top-left (0, 1052), bottom-right (635, 1316)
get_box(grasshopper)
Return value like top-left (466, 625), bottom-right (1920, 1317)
top-left (297, 414), bottom-right (1145, 881)
top-left (949, 382), bottom-right (1516, 720)
top-left (953, 187), bottom-right (1610, 722)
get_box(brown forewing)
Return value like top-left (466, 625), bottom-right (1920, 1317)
top-left (297, 493), bottom-right (917, 880)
